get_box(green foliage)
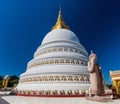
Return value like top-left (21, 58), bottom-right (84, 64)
top-left (8, 75), bottom-right (19, 87)
top-left (0, 75), bottom-right (19, 88)
top-left (0, 75), bottom-right (3, 80)
top-left (0, 80), bottom-right (3, 88)
top-left (0, 76), bottom-right (3, 88)
top-left (10, 75), bottom-right (19, 80)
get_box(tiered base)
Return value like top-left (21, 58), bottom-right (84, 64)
top-left (17, 89), bottom-right (86, 97)
top-left (17, 94), bottom-right (85, 97)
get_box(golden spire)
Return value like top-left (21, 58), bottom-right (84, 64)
top-left (52, 8), bottom-right (69, 30)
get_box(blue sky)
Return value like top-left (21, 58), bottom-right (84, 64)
top-left (0, 0), bottom-right (120, 84)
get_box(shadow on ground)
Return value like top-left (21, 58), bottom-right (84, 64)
top-left (0, 97), bottom-right (10, 104)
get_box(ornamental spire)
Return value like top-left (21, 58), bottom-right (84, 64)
top-left (52, 7), bottom-right (69, 30)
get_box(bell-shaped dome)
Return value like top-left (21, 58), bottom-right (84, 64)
top-left (16, 8), bottom-right (90, 96)
top-left (41, 29), bottom-right (80, 45)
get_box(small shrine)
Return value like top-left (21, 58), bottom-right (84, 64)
top-left (110, 70), bottom-right (120, 94)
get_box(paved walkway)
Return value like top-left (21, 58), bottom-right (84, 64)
top-left (0, 92), bottom-right (120, 104)
top-left (1, 96), bottom-right (120, 104)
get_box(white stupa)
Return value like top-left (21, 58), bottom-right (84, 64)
top-left (16, 9), bottom-right (90, 96)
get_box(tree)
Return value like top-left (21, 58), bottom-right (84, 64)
top-left (0, 75), bottom-right (3, 80)
top-left (10, 75), bottom-right (19, 80)
top-left (0, 76), bottom-right (3, 88)
top-left (8, 75), bottom-right (19, 87)
top-left (0, 75), bottom-right (19, 88)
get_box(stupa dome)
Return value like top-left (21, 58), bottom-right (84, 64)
top-left (42, 29), bottom-right (80, 45)
top-left (16, 9), bottom-right (90, 96)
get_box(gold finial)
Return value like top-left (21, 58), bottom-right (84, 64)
top-left (52, 9), bottom-right (69, 30)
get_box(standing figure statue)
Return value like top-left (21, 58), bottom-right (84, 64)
top-left (2, 75), bottom-right (10, 88)
top-left (88, 51), bottom-right (104, 96)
